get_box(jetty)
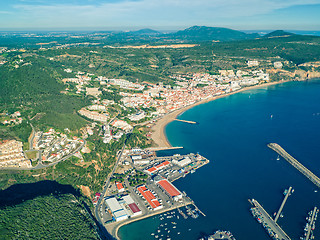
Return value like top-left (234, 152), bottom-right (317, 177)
top-left (250, 199), bottom-right (291, 240)
top-left (274, 186), bottom-right (293, 222)
top-left (268, 143), bottom-right (320, 188)
top-left (147, 146), bottom-right (183, 151)
top-left (174, 119), bottom-right (197, 124)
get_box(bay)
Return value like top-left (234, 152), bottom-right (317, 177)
top-left (119, 80), bottom-right (320, 240)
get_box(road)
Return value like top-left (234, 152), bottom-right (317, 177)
top-left (94, 140), bottom-right (127, 225)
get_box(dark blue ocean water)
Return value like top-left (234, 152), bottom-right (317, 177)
top-left (119, 80), bottom-right (320, 240)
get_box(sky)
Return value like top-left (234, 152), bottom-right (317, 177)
top-left (0, 0), bottom-right (320, 31)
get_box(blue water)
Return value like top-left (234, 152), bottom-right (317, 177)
top-left (119, 80), bottom-right (320, 240)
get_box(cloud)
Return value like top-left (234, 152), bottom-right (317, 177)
top-left (6, 0), bottom-right (320, 29)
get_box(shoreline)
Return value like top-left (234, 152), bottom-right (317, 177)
top-left (151, 80), bottom-right (286, 148)
top-left (113, 203), bottom-right (191, 240)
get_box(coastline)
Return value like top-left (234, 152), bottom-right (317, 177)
top-left (113, 203), bottom-right (191, 240)
top-left (151, 81), bottom-right (285, 148)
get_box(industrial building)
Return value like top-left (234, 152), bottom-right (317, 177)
top-left (123, 195), bottom-right (142, 217)
top-left (172, 157), bottom-right (191, 167)
top-left (105, 197), bottom-right (128, 222)
top-left (154, 176), bottom-right (183, 201)
top-left (145, 160), bottom-right (170, 175)
top-left (137, 185), bottom-right (163, 210)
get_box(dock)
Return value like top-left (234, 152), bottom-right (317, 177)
top-left (250, 199), bottom-right (291, 240)
top-left (192, 202), bottom-right (206, 217)
top-left (304, 206), bottom-right (318, 240)
top-left (268, 143), bottom-right (320, 188)
top-left (274, 186), bottom-right (293, 222)
top-left (174, 119), bottom-right (197, 124)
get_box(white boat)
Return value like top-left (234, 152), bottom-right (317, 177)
top-left (276, 155), bottom-right (280, 161)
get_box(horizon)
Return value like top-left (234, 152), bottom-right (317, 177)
top-left (0, 26), bottom-right (320, 35)
top-left (0, 1), bottom-right (319, 31)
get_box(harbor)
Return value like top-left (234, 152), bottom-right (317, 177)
top-left (96, 148), bottom-right (209, 239)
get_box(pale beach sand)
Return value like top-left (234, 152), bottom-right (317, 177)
top-left (151, 81), bottom-right (285, 148)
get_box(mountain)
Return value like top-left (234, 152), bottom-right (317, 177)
top-left (169, 26), bottom-right (260, 42)
top-left (129, 28), bottom-right (161, 36)
top-left (263, 30), bottom-right (295, 38)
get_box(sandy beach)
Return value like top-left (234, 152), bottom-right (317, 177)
top-left (151, 81), bottom-right (285, 148)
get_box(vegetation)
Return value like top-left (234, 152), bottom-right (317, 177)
top-left (0, 194), bottom-right (100, 240)
top-left (128, 172), bottom-right (148, 187)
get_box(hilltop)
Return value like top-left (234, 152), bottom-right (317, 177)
top-left (263, 30), bottom-right (295, 38)
top-left (169, 25), bottom-right (260, 42)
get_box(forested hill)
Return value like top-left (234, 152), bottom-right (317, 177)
top-left (169, 26), bottom-right (260, 42)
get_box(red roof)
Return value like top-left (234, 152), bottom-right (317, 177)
top-left (158, 179), bottom-right (181, 197)
top-left (116, 182), bottom-right (124, 190)
top-left (147, 167), bottom-right (157, 173)
top-left (137, 185), bottom-right (161, 209)
top-left (128, 203), bottom-right (141, 213)
top-left (146, 161), bottom-right (170, 173)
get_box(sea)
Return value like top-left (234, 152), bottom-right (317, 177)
top-left (118, 79), bottom-right (320, 240)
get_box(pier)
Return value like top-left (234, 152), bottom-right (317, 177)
top-left (274, 186), bottom-right (293, 222)
top-left (174, 119), bottom-right (197, 124)
top-left (268, 143), bottom-right (320, 188)
top-left (305, 206), bottom-right (318, 240)
top-left (192, 202), bottom-right (206, 217)
top-left (250, 199), bottom-right (291, 240)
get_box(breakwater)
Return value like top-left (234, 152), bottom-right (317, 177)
top-left (268, 143), bottom-right (320, 188)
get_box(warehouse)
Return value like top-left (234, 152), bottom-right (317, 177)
top-left (172, 157), bottom-right (191, 167)
top-left (155, 177), bottom-right (183, 201)
top-left (105, 197), bottom-right (128, 222)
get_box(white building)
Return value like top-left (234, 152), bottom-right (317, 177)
top-left (247, 60), bottom-right (259, 67)
top-left (105, 197), bottom-right (128, 222)
top-left (172, 157), bottom-right (192, 167)
top-left (274, 61), bottom-right (283, 69)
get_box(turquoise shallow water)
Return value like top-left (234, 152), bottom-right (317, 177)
top-left (119, 80), bottom-right (320, 240)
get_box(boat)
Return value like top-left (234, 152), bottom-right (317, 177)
top-left (190, 169), bottom-right (195, 174)
top-left (276, 155), bottom-right (280, 161)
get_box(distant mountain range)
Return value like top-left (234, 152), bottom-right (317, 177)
top-left (109, 26), bottom-right (298, 43)
top-left (168, 26), bottom-right (260, 41)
